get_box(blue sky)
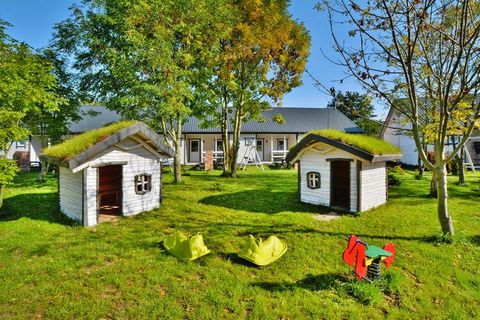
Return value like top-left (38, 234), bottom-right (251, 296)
top-left (0, 0), bottom-right (388, 119)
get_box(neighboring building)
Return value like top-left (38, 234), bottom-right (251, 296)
top-left (180, 107), bottom-right (361, 165)
top-left (381, 107), bottom-right (476, 168)
top-left (5, 105), bottom-right (123, 168)
top-left (286, 131), bottom-right (402, 213)
top-left (40, 122), bottom-right (174, 226)
top-left (7, 105), bottom-right (362, 166)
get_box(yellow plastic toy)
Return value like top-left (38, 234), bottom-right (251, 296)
top-left (163, 230), bottom-right (211, 261)
top-left (238, 235), bottom-right (287, 266)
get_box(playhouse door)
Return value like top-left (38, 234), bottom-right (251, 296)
top-left (330, 161), bottom-right (350, 211)
top-left (98, 165), bottom-right (122, 216)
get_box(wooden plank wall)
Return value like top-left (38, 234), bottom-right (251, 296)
top-left (59, 166), bottom-right (83, 222)
top-left (360, 162), bottom-right (387, 211)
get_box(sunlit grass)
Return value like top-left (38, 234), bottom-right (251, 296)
top-left (0, 168), bottom-right (478, 319)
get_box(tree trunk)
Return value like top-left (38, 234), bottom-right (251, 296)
top-left (457, 146), bottom-right (465, 185)
top-left (39, 162), bottom-right (50, 183)
top-left (230, 110), bottom-right (242, 177)
top-left (172, 120), bottom-right (183, 184)
top-left (417, 155), bottom-right (424, 178)
top-left (221, 105), bottom-right (230, 176)
top-left (0, 185), bottom-right (4, 209)
top-left (430, 172), bottom-right (437, 197)
top-left (173, 134), bottom-right (182, 184)
top-left (38, 134), bottom-right (49, 182)
top-left (436, 165), bottom-right (454, 235)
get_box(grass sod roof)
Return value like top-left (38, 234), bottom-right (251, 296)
top-left (42, 120), bottom-right (138, 161)
top-left (286, 129), bottom-right (402, 163)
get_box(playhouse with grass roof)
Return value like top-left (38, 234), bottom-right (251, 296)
top-left (286, 130), bottom-right (402, 213)
top-left (40, 121), bottom-right (174, 226)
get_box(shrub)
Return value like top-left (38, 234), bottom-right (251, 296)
top-left (388, 173), bottom-right (401, 186)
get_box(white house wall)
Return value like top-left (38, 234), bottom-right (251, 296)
top-left (82, 137), bottom-right (162, 226)
top-left (382, 116), bottom-right (418, 165)
top-left (59, 166), bottom-right (83, 222)
top-left (181, 133), bottom-right (299, 164)
top-left (299, 146), bottom-right (358, 212)
top-left (360, 162), bottom-right (387, 211)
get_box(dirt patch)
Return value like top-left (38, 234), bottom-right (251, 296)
top-left (313, 212), bottom-right (341, 222)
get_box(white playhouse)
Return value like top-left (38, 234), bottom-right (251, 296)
top-left (286, 131), bottom-right (402, 213)
top-left (41, 122), bottom-right (174, 226)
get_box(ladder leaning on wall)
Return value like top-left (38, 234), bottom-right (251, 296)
top-left (240, 145), bottom-right (264, 171)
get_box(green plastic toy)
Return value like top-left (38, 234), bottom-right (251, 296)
top-left (163, 230), bottom-right (211, 261)
top-left (238, 235), bottom-right (287, 266)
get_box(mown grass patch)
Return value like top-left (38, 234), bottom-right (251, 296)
top-left (0, 168), bottom-right (479, 319)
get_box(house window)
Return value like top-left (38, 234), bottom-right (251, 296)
top-left (16, 141), bottom-right (26, 148)
top-left (135, 174), bottom-right (152, 194)
top-left (307, 172), bottom-right (321, 189)
top-left (277, 139), bottom-right (288, 150)
top-left (216, 140), bottom-right (223, 151)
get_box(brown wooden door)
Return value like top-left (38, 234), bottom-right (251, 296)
top-left (98, 165), bottom-right (122, 215)
top-left (330, 161), bottom-right (350, 211)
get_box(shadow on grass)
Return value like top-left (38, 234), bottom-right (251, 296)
top-left (0, 192), bottom-right (75, 226)
top-left (470, 235), bottom-right (480, 246)
top-left (252, 273), bottom-right (348, 292)
top-left (200, 190), bottom-right (331, 214)
top-left (10, 172), bottom-right (57, 189)
top-left (207, 223), bottom-right (437, 243)
top-left (217, 252), bottom-right (260, 267)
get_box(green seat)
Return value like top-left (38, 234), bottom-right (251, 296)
top-left (365, 245), bottom-right (393, 259)
top-left (238, 235), bottom-right (287, 266)
top-left (163, 231), bottom-right (210, 261)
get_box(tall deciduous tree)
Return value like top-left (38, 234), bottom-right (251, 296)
top-left (327, 91), bottom-right (381, 135)
top-left (0, 19), bottom-right (62, 207)
top-left (207, 0), bottom-right (310, 177)
top-left (53, 0), bottom-right (230, 184)
top-left (23, 48), bottom-right (82, 181)
top-left (324, 0), bottom-right (480, 236)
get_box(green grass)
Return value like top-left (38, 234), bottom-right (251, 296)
top-left (42, 121), bottom-right (136, 160)
top-left (300, 129), bottom-right (402, 155)
top-left (1, 168), bottom-right (479, 319)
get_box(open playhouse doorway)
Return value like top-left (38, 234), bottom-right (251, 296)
top-left (98, 165), bottom-right (123, 221)
top-left (330, 160), bottom-right (351, 211)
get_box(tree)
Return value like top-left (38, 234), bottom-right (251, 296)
top-left (0, 19), bottom-right (62, 208)
top-left (323, 0), bottom-right (480, 236)
top-left (206, 0), bottom-right (310, 177)
top-left (23, 48), bottom-right (82, 182)
top-left (327, 91), bottom-right (382, 135)
top-left (53, 0), bottom-right (230, 184)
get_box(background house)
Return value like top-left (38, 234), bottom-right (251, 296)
top-left (381, 108), bottom-right (478, 168)
top-left (181, 107), bottom-right (361, 165)
top-left (7, 105), bottom-right (362, 167)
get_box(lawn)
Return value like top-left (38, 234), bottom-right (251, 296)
top-left (0, 168), bottom-right (479, 319)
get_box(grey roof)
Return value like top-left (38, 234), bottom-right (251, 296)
top-left (183, 107), bottom-right (361, 134)
top-left (69, 105), bottom-right (361, 134)
top-left (69, 105), bottom-right (123, 133)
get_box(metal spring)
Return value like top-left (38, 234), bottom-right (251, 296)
top-left (366, 259), bottom-right (382, 282)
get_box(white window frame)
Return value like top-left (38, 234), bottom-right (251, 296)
top-left (135, 174), bottom-right (152, 195)
top-left (307, 172), bottom-right (321, 189)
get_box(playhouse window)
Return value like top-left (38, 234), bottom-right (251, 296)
top-left (135, 174), bottom-right (151, 194)
top-left (307, 172), bottom-right (320, 189)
